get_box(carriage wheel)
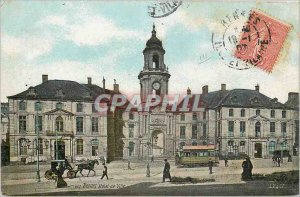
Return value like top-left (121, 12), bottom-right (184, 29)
top-left (45, 170), bottom-right (53, 180)
top-left (67, 170), bottom-right (76, 179)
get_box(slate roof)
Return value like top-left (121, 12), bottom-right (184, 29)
top-left (177, 89), bottom-right (287, 110)
top-left (284, 93), bottom-right (299, 110)
top-left (7, 80), bottom-right (114, 102)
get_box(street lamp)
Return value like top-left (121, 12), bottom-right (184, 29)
top-left (138, 134), bottom-right (151, 177)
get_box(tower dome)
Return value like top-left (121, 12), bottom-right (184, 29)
top-left (144, 24), bottom-right (165, 52)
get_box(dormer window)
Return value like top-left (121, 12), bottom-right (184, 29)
top-left (250, 96), bottom-right (259, 104)
top-left (55, 89), bottom-right (64, 97)
top-left (19, 101), bottom-right (26, 111)
top-left (56, 102), bottom-right (63, 109)
top-left (27, 87), bottom-right (36, 96)
top-left (256, 109), bottom-right (260, 115)
top-left (230, 96), bottom-right (237, 103)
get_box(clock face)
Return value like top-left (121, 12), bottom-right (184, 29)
top-left (152, 82), bottom-right (161, 90)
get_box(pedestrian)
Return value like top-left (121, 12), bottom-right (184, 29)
top-left (55, 162), bottom-right (67, 188)
top-left (246, 157), bottom-right (253, 179)
top-left (241, 158), bottom-right (248, 180)
top-left (151, 155), bottom-right (154, 162)
top-left (224, 158), bottom-right (228, 167)
top-left (64, 157), bottom-right (73, 170)
top-left (277, 156), bottom-right (281, 167)
top-left (162, 159), bottom-right (171, 182)
top-left (208, 158), bottom-right (213, 174)
top-left (101, 163), bottom-right (108, 180)
top-left (272, 155), bottom-right (276, 167)
top-left (288, 154), bottom-right (292, 162)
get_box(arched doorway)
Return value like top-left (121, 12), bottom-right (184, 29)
top-left (54, 140), bottom-right (65, 160)
top-left (152, 130), bottom-right (164, 156)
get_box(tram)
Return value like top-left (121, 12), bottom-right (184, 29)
top-left (176, 145), bottom-right (219, 167)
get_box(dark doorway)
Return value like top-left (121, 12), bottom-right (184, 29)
top-left (54, 140), bottom-right (65, 160)
top-left (254, 143), bottom-right (262, 158)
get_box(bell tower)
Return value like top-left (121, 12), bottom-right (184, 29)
top-left (138, 24), bottom-right (171, 103)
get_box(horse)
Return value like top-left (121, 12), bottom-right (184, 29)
top-left (75, 159), bottom-right (99, 177)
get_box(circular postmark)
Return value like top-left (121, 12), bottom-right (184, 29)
top-left (148, 1), bottom-right (182, 18)
top-left (212, 9), bottom-right (272, 70)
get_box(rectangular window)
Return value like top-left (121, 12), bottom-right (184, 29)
top-left (56, 102), bottom-right (63, 109)
top-left (180, 126), bottom-right (185, 139)
top-left (92, 104), bottom-right (97, 113)
top-left (91, 117), bottom-right (98, 133)
top-left (77, 139), bottom-right (83, 155)
top-left (38, 139), bottom-right (43, 155)
top-left (256, 110), bottom-right (260, 115)
top-left (92, 146), bottom-right (98, 156)
top-left (192, 113), bottom-right (197, 121)
top-left (19, 139), bottom-right (27, 155)
top-left (240, 141), bottom-right (245, 153)
top-left (229, 109), bottom-right (234, 117)
top-left (270, 122), bottom-right (275, 137)
top-left (281, 122), bottom-right (287, 137)
top-left (203, 111), bottom-right (206, 120)
top-left (129, 124), bottom-right (134, 138)
top-left (77, 103), bottom-right (83, 112)
top-left (228, 121), bottom-right (234, 137)
top-left (240, 121), bottom-right (246, 137)
top-left (19, 116), bottom-right (26, 133)
top-left (180, 114), bottom-right (185, 121)
top-left (271, 110), bottom-right (275, 118)
top-left (76, 117), bottom-right (84, 134)
top-left (35, 116), bottom-right (43, 133)
top-left (282, 111), bottom-right (286, 118)
top-left (35, 102), bottom-right (42, 111)
top-left (240, 109), bottom-right (245, 117)
top-left (192, 125), bottom-right (197, 139)
top-left (19, 101), bottom-right (26, 111)
top-left (203, 123), bottom-right (207, 137)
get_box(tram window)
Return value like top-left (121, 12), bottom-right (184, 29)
top-left (199, 151), bottom-right (204, 156)
top-left (185, 152), bottom-right (190, 157)
top-left (192, 152), bottom-right (197, 157)
top-left (209, 151), bottom-right (215, 156)
top-left (203, 151), bottom-right (208, 156)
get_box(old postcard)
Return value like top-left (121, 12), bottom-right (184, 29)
top-left (1, 0), bottom-right (299, 196)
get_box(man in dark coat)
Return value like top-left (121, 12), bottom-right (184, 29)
top-left (208, 158), bottom-right (213, 174)
top-left (101, 163), bottom-right (108, 180)
top-left (224, 158), bottom-right (228, 167)
top-left (163, 159), bottom-right (171, 182)
top-left (246, 157), bottom-right (253, 179)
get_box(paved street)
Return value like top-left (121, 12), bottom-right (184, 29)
top-left (1, 157), bottom-right (299, 196)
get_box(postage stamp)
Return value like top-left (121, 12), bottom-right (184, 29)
top-left (234, 9), bottom-right (292, 72)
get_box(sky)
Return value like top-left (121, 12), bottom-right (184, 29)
top-left (1, 0), bottom-right (299, 103)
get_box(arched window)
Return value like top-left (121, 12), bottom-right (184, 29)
top-left (240, 109), bottom-right (245, 117)
top-left (19, 101), bottom-right (26, 111)
top-left (269, 141), bottom-right (276, 154)
top-left (55, 116), bottom-right (63, 132)
top-left (128, 141), bottom-right (135, 156)
top-left (255, 122), bottom-right (261, 137)
top-left (19, 138), bottom-right (28, 155)
top-left (152, 54), bottom-right (159, 69)
top-left (35, 101), bottom-right (42, 111)
top-left (256, 109), bottom-right (261, 115)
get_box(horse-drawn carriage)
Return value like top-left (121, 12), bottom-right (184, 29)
top-left (44, 159), bottom-right (99, 180)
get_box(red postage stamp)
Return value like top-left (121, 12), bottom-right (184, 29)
top-left (234, 9), bottom-right (292, 72)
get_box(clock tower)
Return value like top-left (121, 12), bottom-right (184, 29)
top-left (138, 24), bottom-right (171, 103)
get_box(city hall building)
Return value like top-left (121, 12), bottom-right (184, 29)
top-left (121, 25), bottom-right (299, 160)
top-left (6, 25), bottom-right (299, 164)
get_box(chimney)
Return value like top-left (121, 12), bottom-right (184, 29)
top-left (187, 87), bottom-right (191, 95)
top-left (255, 84), bottom-right (259, 92)
top-left (288, 92), bottom-right (299, 101)
top-left (202, 85), bottom-right (208, 95)
top-left (102, 76), bottom-right (106, 90)
top-left (113, 79), bottom-right (119, 93)
top-left (221, 84), bottom-right (226, 91)
top-left (42, 74), bottom-right (48, 83)
top-left (87, 77), bottom-right (92, 85)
